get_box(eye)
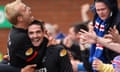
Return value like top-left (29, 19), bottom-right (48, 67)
top-left (28, 31), bottom-right (33, 35)
top-left (36, 30), bottom-right (42, 34)
top-left (96, 9), bottom-right (100, 12)
top-left (101, 8), bottom-right (106, 11)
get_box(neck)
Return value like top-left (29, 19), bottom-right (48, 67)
top-left (15, 22), bottom-right (28, 29)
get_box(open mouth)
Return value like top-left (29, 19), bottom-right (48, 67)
top-left (32, 39), bottom-right (40, 42)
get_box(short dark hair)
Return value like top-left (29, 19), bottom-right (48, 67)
top-left (73, 22), bottom-right (89, 34)
top-left (95, 0), bottom-right (111, 9)
top-left (29, 20), bottom-right (44, 31)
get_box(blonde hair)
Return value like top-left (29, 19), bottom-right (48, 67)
top-left (5, 0), bottom-right (22, 25)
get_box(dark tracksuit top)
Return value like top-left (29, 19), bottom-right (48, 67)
top-left (39, 45), bottom-right (73, 72)
top-left (4, 27), bottom-right (73, 72)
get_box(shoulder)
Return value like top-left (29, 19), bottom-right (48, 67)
top-left (48, 44), bottom-right (65, 51)
top-left (9, 28), bottom-right (30, 46)
top-left (10, 29), bottom-right (28, 41)
top-left (47, 44), bottom-right (68, 57)
top-left (11, 29), bottom-right (27, 37)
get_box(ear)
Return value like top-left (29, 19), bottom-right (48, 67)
top-left (17, 15), bottom-right (23, 21)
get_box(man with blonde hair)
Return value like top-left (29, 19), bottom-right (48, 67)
top-left (5, 0), bottom-right (33, 27)
top-left (0, 0), bottom-right (36, 72)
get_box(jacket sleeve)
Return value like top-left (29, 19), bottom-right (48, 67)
top-left (0, 64), bottom-right (21, 72)
top-left (99, 64), bottom-right (114, 72)
top-left (9, 34), bottom-right (32, 61)
top-left (8, 33), bottom-right (38, 67)
top-left (57, 45), bottom-right (73, 72)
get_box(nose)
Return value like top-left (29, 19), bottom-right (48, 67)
top-left (99, 10), bottom-right (103, 14)
top-left (27, 6), bottom-right (31, 10)
top-left (27, 6), bottom-right (31, 13)
top-left (32, 33), bottom-right (38, 38)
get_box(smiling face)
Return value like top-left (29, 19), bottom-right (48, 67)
top-left (95, 2), bottom-right (110, 20)
top-left (28, 24), bottom-right (44, 47)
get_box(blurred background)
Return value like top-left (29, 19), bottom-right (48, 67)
top-left (0, 0), bottom-right (120, 60)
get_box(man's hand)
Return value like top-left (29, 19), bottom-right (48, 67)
top-left (80, 28), bottom-right (97, 44)
top-left (109, 26), bottom-right (120, 43)
top-left (81, 3), bottom-right (90, 22)
top-left (63, 35), bottom-right (73, 48)
top-left (21, 64), bottom-right (37, 72)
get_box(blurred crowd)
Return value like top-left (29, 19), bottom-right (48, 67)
top-left (0, 0), bottom-right (120, 72)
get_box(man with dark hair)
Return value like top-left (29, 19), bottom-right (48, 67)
top-left (62, 22), bottom-right (92, 72)
top-left (27, 20), bottom-right (73, 72)
top-left (0, 20), bottom-right (73, 72)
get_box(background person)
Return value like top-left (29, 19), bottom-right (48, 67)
top-left (80, 0), bottom-right (120, 71)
